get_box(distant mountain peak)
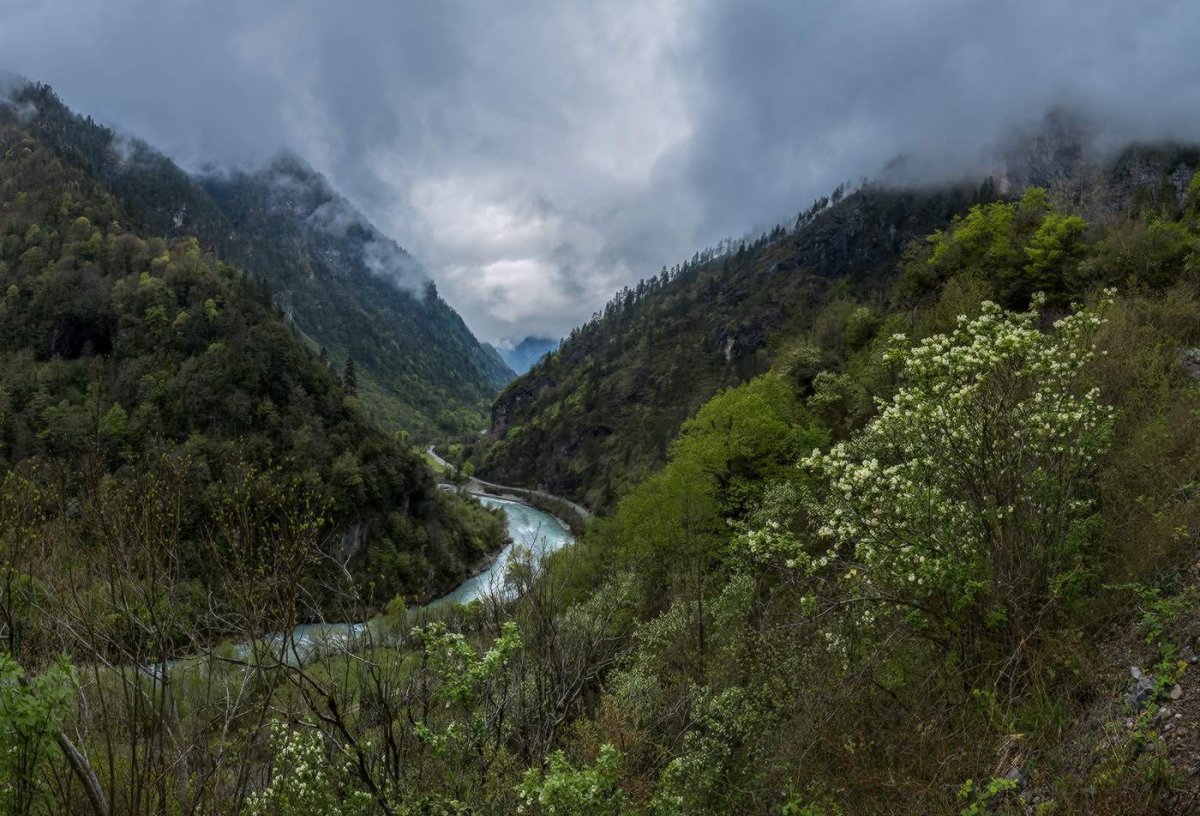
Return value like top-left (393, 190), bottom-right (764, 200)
top-left (494, 335), bottom-right (559, 375)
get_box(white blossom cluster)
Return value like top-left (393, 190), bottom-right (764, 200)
top-left (246, 721), bottom-right (370, 816)
top-left (760, 294), bottom-right (1116, 624)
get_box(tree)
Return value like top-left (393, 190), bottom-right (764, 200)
top-left (671, 374), bottom-right (825, 518)
top-left (1021, 211), bottom-right (1088, 301)
top-left (900, 188), bottom-right (1067, 306)
top-left (0, 643), bottom-right (105, 816)
top-left (342, 355), bottom-right (358, 397)
top-left (753, 295), bottom-right (1115, 683)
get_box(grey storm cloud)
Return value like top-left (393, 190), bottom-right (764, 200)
top-left (2, 0), bottom-right (1199, 342)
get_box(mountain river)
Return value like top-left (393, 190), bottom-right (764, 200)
top-left (231, 493), bottom-right (574, 665)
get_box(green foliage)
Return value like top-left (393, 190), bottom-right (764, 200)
top-left (1079, 217), bottom-right (1199, 289)
top-left (414, 621), bottom-right (519, 729)
top-left (0, 96), bottom-right (505, 614)
top-left (598, 373), bottom-right (826, 613)
top-left (780, 801), bottom-right (843, 816)
top-left (957, 776), bottom-right (1021, 816)
top-left (901, 196), bottom-right (1019, 301)
top-left (775, 340), bottom-right (827, 392)
top-left (841, 305), bottom-right (881, 351)
top-left (517, 744), bottom-right (624, 816)
top-left (672, 375), bottom-right (825, 518)
top-left (901, 187), bottom-right (1090, 307)
top-left (651, 686), bottom-right (766, 815)
top-left (0, 653), bottom-right (74, 815)
top-left (576, 286), bottom-right (1200, 813)
top-left (1023, 211), bottom-right (1088, 296)
top-left (904, 179), bottom-right (1200, 316)
top-left (1181, 168), bottom-right (1200, 222)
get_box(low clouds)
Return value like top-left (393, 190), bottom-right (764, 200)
top-left (2, 0), bottom-right (1199, 341)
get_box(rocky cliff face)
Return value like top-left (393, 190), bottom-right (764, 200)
top-left (996, 109), bottom-right (1200, 217)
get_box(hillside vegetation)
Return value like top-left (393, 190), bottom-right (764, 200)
top-left (533, 170), bottom-right (1200, 813)
top-left (8, 82), bottom-right (512, 438)
top-left (199, 157), bottom-right (514, 434)
top-left (0, 95), bottom-right (505, 620)
top-left (474, 136), bottom-right (1200, 513)
top-left (474, 183), bottom-right (985, 510)
top-left (7, 91), bottom-right (1200, 813)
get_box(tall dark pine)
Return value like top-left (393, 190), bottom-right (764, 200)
top-left (343, 355), bottom-right (358, 397)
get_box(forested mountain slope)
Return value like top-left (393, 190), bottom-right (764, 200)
top-left (198, 157), bottom-right (514, 433)
top-left (475, 183), bottom-right (981, 509)
top-left (0, 92), bottom-right (505, 615)
top-left (6, 81), bottom-right (512, 438)
top-left (476, 135), bottom-right (1200, 512)
top-left (551, 166), bottom-right (1200, 811)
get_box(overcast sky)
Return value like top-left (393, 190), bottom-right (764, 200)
top-left (3, 0), bottom-right (1200, 343)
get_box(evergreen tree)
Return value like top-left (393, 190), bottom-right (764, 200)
top-left (343, 355), bottom-right (358, 397)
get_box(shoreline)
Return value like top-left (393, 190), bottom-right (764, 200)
top-left (429, 487), bottom-right (576, 604)
top-left (188, 491), bottom-right (575, 666)
top-left (426, 445), bottom-right (591, 536)
top-left (462, 486), bottom-right (583, 539)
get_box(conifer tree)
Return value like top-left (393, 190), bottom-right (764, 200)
top-left (343, 355), bottom-right (358, 396)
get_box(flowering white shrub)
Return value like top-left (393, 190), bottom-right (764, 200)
top-left (753, 294), bottom-right (1116, 656)
top-left (246, 722), bottom-right (371, 816)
